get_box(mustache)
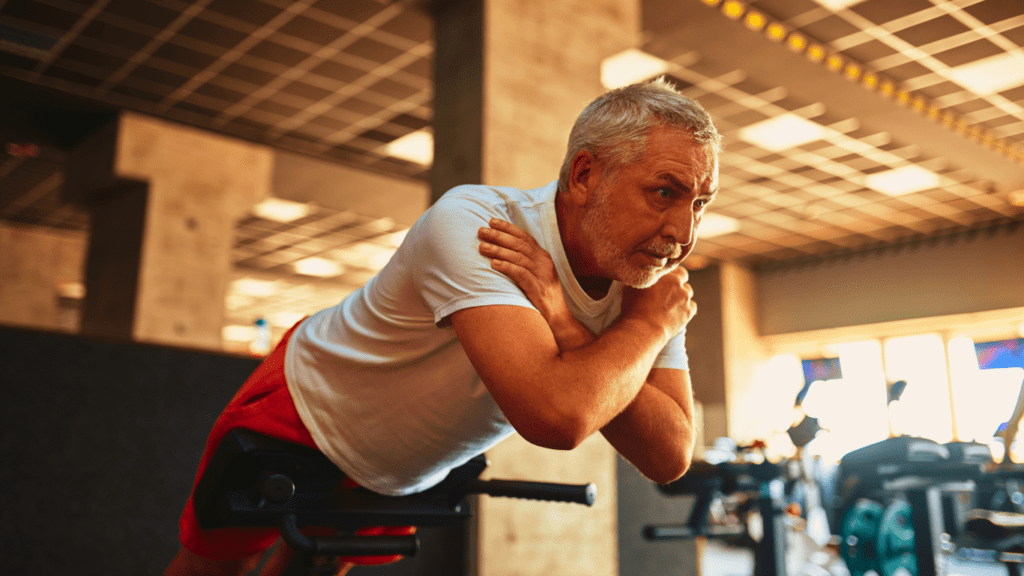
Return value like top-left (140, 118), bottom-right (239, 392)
top-left (644, 241), bottom-right (683, 260)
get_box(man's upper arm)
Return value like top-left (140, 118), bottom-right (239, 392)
top-left (450, 304), bottom-right (575, 448)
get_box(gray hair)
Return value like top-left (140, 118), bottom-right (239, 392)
top-left (557, 77), bottom-right (721, 192)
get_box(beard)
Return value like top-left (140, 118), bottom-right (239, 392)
top-left (580, 183), bottom-right (683, 289)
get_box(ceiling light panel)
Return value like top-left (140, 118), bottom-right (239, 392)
top-left (737, 113), bottom-right (829, 152)
top-left (385, 131), bottom-right (434, 165)
top-left (698, 212), bottom-right (741, 238)
top-left (945, 52), bottom-right (1024, 97)
top-left (252, 198), bottom-right (312, 223)
top-left (863, 166), bottom-right (942, 197)
top-left (601, 49), bottom-right (672, 89)
top-left (811, 0), bottom-right (866, 11)
top-left (294, 257), bottom-right (344, 278)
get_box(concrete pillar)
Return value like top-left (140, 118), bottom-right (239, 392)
top-left (65, 112), bottom-right (272, 349)
top-left (719, 262), bottom-right (773, 444)
top-left (431, 0), bottom-right (639, 574)
top-left (686, 265), bottom-right (729, 444)
top-left (0, 221), bottom-right (87, 332)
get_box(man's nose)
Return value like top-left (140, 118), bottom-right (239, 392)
top-left (660, 205), bottom-right (695, 246)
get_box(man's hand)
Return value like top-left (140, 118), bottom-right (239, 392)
top-left (620, 265), bottom-right (697, 341)
top-left (478, 219), bottom-right (595, 350)
top-left (478, 218), bottom-right (566, 324)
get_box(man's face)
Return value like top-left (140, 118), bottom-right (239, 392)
top-left (580, 127), bottom-right (719, 289)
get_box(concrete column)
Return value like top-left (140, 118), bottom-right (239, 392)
top-left (0, 221), bottom-right (87, 332)
top-left (687, 263), bottom-right (781, 448)
top-left (431, 0), bottom-right (639, 574)
top-left (686, 265), bottom-right (729, 444)
top-left (65, 112), bottom-right (272, 349)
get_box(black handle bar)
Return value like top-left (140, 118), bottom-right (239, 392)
top-left (465, 479), bottom-right (596, 506)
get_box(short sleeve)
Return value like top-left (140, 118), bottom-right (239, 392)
top-left (409, 188), bottom-right (536, 324)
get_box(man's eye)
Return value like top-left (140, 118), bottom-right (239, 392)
top-left (694, 198), bottom-right (709, 210)
top-left (657, 187), bottom-right (673, 199)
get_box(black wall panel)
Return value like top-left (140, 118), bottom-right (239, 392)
top-left (0, 326), bottom-right (466, 575)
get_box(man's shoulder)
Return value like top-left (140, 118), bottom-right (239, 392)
top-left (435, 181), bottom-right (555, 212)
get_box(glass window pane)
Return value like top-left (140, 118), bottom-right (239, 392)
top-left (883, 334), bottom-right (954, 442)
top-left (801, 340), bottom-right (889, 462)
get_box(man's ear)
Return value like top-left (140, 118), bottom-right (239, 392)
top-left (568, 150), bottom-right (600, 208)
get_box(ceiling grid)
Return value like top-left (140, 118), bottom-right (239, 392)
top-left (0, 0), bottom-right (1022, 335)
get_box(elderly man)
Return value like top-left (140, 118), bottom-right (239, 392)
top-left (165, 77), bottom-right (721, 575)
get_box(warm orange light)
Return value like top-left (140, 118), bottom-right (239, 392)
top-left (879, 81), bottom-right (895, 97)
top-left (807, 44), bottom-right (826, 62)
top-left (826, 54), bottom-right (843, 71)
top-left (862, 73), bottom-right (878, 89)
top-left (723, 0), bottom-right (746, 19)
top-left (955, 120), bottom-right (969, 134)
top-left (701, 0), bottom-right (723, 6)
top-left (787, 33), bottom-right (807, 52)
top-left (896, 90), bottom-right (911, 105)
top-left (845, 63), bottom-right (862, 80)
top-left (766, 23), bottom-right (787, 41)
top-left (941, 111), bottom-right (955, 126)
top-left (927, 106), bottom-right (941, 120)
top-left (745, 11), bottom-right (767, 30)
top-left (912, 96), bottom-right (927, 112)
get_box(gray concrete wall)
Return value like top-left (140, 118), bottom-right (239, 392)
top-left (757, 222), bottom-right (1024, 335)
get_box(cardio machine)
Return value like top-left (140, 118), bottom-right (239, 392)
top-left (193, 428), bottom-right (596, 574)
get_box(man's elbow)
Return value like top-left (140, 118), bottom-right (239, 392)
top-left (515, 411), bottom-right (592, 451)
top-left (645, 444), bottom-right (694, 485)
top-left (650, 457), bottom-right (691, 485)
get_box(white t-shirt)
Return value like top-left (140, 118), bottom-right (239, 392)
top-left (284, 180), bottom-right (689, 495)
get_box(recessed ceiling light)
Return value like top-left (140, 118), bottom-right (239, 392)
top-left (698, 212), bottom-right (741, 238)
top-left (252, 197), bottom-right (312, 223)
top-left (811, 0), bottom-right (865, 9)
top-left (863, 165), bottom-right (941, 196)
top-left (385, 130), bottom-right (433, 165)
top-left (946, 52), bottom-right (1024, 96)
top-left (737, 113), bottom-right (828, 151)
top-left (230, 277), bottom-right (278, 297)
top-left (56, 281), bottom-right (85, 299)
top-left (601, 49), bottom-right (671, 89)
top-left (270, 311), bottom-right (306, 328)
top-left (294, 257), bottom-right (344, 278)
top-left (330, 243), bottom-right (396, 270)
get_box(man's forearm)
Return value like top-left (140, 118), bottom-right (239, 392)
top-left (453, 305), bottom-right (672, 450)
top-left (601, 374), bottom-right (695, 483)
top-left (547, 309), bottom-right (596, 351)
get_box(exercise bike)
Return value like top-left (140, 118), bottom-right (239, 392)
top-left (193, 428), bottom-right (596, 575)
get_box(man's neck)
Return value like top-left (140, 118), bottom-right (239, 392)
top-left (555, 190), bottom-right (613, 300)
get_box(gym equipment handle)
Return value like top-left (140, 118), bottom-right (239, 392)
top-left (643, 524), bottom-right (696, 540)
top-left (466, 479), bottom-right (596, 506)
top-left (281, 514), bottom-right (419, 557)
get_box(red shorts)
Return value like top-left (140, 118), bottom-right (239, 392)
top-left (178, 321), bottom-right (413, 562)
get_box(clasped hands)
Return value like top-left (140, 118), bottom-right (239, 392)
top-left (477, 218), bottom-right (696, 342)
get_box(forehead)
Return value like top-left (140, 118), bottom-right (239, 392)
top-left (638, 127), bottom-right (718, 181)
